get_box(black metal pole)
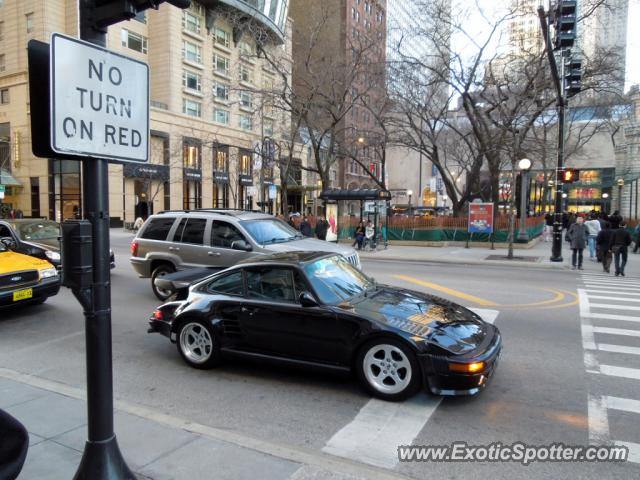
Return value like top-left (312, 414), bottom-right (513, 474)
top-left (73, 1), bottom-right (134, 478)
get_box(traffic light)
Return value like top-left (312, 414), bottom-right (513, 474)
top-left (564, 58), bottom-right (582, 97)
top-left (554, 0), bottom-right (577, 49)
top-left (93, 0), bottom-right (191, 29)
top-left (558, 168), bottom-right (580, 183)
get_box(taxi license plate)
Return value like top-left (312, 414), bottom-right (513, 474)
top-left (13, 288), bottom-right (33, 302)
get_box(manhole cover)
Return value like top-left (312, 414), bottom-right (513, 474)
top-left (485, 255), bottom-right (540, 262)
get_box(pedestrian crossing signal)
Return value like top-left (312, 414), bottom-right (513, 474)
top-left (560, 168), bottom-right (579, 183)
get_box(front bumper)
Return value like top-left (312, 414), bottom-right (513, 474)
top-left (419, 331), bottom-right (502, 396)
top-left (0, 278), bottom-right (61, 308)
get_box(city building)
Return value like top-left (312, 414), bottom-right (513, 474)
top-left (0, 0), bottom-right (300, 224)
top-left (289, 0), bottom-right (387, 213)
top-left (614, 87), bottom-right (640, 220)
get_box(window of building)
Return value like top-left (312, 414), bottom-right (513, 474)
top-left (214, 82), bottom-right (229, 101)
top-left (0, 54), bottom-right (4, 72)
top-left (0, 88), bottom-right (8, 104)
top-left (239, 64), bottom-right (253, 84)
top-left (182, 70), bottom-right (202, 92)
top-left (183, 140), bottom-right (201, 169)
top-left (134, 11), bottom-right (146, 23)
top-left (214, 108), bottom-right (230, 124)
top-left (0, 22), bottom-right (4, 41)
top-left (239, 115), bottom-right (253, 131)
top-left (214, 148), bottom-right (228, 172)
top-left (182, 41), bottom-right (202, 64)
top-left (214, 54), bottom-right (230, 76)
top-left (239, 152), bottom-right (252, 175)
top-left (214, 27), bottom-right (231, 48)
top-left (351, 7), bottom-right (356, 20)
top-left (239, 91), bottom-right (253, 110)
top-left (26, 13), bottom-right (34, 33)
top-left (182, 98), bottom-right (201, 117)
top-left (121, 29), bottom-right (148, 54)
top-left (182, 11), bottom-right (201, 34)
top-left (30, 177), bottom-right (40, 218)
top-left (239, 41), bottom-right (253, 56)
top-left (264, 119), bottom-right (274, 137)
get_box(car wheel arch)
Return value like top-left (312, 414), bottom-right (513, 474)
top-left (350, 333), bottom-right (422, 372)
top-left (150, 259), bottom-right (175, 274)
top-left (171, 314), bottom-right (218, 339)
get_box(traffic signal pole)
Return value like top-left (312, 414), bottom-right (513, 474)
top-left (538, 6), bottom-right (565, 262)
top-left (72, 1), bottom-right (135, 478)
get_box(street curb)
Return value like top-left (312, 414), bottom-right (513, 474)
top-left (358, 254), bottom-right (566, 270)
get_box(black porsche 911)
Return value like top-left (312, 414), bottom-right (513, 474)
top-left (148, 252), bottom-right (501, 401)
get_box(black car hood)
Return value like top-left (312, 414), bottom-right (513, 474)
top-left (345, 286), bottom-right (489, 354)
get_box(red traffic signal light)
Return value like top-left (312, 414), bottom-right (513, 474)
top-left (559, 168), bottom-right (579, 183)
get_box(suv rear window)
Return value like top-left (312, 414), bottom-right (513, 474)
top-left (140, 217), bottom-right (176, 240)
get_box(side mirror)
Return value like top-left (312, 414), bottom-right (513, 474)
top-left (0, 237), bottom-right (16, 250)
top-left (299, 291), bottom-right (318, 308)
top-left (231, 239), bottom-right (252, 252)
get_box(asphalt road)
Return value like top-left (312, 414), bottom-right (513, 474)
top-left (1, 231), bottom-right (639, 479)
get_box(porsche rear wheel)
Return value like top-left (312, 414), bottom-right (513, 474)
top-left (177, 320), bottom-right (220, 369)
top-left (357, 339), bottom-right (421, 401)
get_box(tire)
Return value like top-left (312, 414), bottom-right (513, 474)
top-left (356, 338), bottom-right (421, 401)
top-left (176, 320), bottom-right (221, 369)
top-left (151, 264), bottom-right (175, 301)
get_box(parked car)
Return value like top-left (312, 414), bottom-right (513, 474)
top-left (0, 239), bottom-right (60, 308)
top-left (0, 219), bottom-right (115, 269)
top-left (130, 209), bottom-right (360, 300)
top-left (147, 252), bottom-right (502, 401)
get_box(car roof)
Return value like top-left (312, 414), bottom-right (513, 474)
top-left (236, 251), bottom-right (336, 267)
top-left (154, 209), bottom-right (274, 221)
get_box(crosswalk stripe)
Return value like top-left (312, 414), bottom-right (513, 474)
top-left (583, 289), bottom-right (640, 296)
top-left (582, 312), bottom-right (640, 323)
top-left (581, 275), bottom-right (640, 282)
top-left (588, 395), bottom-right (610, 444)
top-left (592, 326), bottom-right (640, 337)
top-left (590, 303), bottom-right (640, 311)
top-left (584, 281), bottom-right (640, 287)
top-left (597, 344), bottom-right (640, 356)
top-left (599, 365), bottom-right (640, 380)
top-left (583, 284), bottom-right (640, 291)
top-left (587, 296), bottom-right (640, 303)
top-left (607, 396), bottom-right (640, 415)
top-left (614, 441), bottom-right (640, 463)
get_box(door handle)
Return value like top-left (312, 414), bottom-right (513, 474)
top-left (208, 251), bottom-right (221, 257)
top-left (169, 246), bottom-right (180, 252)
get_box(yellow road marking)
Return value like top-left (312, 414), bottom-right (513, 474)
top-left (536, 290), bottom-right (579, 309)
top-left (494, 288), bottom-right (565, 308)
top-left (393, 275), bottom-right (499, 307)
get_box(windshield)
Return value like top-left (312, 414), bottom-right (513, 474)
top-left (304, 256), bottom-right (375, 304)
top-left (14, 221), bottom-right (61, 241)
top-left (241, 219), bottom-right (302, 245)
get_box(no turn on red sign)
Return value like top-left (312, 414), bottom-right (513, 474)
top-left (50, 33), bottom-right (149, 163)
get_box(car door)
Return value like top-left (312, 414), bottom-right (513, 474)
top-left (208, 220), bottom-right (254, 267)
top-left (239, 267), bottom-right (354, 365)
top-left (203, 270), bottom-right (246, 349)
top-left (171, 217), bottom-right (210, 268)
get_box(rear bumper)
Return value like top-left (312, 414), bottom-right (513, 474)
top-left (419, 331), bottom-right (502, 396)
top-left (130, 257), bottom-right (150, 277)
top-left (0, 278), bottom-right (61, 308)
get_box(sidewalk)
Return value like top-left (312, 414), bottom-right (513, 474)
top-left (0, 368), bottom-right (404, 480)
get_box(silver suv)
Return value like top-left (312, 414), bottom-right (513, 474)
top-left (130, 209), bottom-right (360, 299)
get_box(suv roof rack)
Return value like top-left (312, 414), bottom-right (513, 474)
top-left (157, 208), bottom-right (266, 217)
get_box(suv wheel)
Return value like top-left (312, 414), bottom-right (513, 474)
top-left (151, 264), bottom-right (175, 300)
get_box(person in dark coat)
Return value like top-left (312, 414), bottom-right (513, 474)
top-left (609, 210), bottom-right (622, 230)
top-left (299, 216), bottom-right (312, 237)
top-left (611, 221), bottom-right (632, 276)
top-left (566, 216), bottom-right (588, 270)
top-left (315, 218), bottom-right (328, 240)
top-left (596, 223), bottom-right (614, 273)
top-left (353, 222), bottom-right (365, 250)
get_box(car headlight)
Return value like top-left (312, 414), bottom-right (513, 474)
top-left (45, 250), bottom-right (61, 261)
top-left (40, 267), bottom-right (59, 279)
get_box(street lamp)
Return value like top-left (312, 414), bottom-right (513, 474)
top-left (407, 189), bottom-right (413, 215)
top-left (617, 178), bottom-right (624, 212)
top-left (602, 192), bottom-right (609, 214)
top-left (517, 158), bottom-right (532, 241)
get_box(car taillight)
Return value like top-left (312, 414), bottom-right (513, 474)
top-left (131, 241), bottom-right (139, 257)
top-left (153, 309), bottom-right (163, 320)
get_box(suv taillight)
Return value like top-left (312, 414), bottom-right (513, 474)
top-left (131, 241), bottom-right (139, 257)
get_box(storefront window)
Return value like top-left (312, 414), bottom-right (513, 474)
top-left (183, 140), bottom-right (201, 169)
top-left (49, 159), bottom-right (82, 222)
top-left (183, 180), bottom-right (201, 210)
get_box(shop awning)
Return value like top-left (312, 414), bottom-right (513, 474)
top-left (319, 188), bottom-right (391, 201)
top-left (0, 169), bottom-right (21, 186)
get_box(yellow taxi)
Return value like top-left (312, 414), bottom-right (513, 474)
top-left (0, 239), bottom-right (60, 308)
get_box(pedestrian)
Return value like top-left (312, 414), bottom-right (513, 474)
top-left (609, 210), bottom-right (622, 230)
top-left (299, 216), bottom-right (312, 237)
top-left (287, 215), bottom-right (297, 229)
top-left (315, 217), bottom-right (328, 240)
top-left (597, 212), bottom-right (610, 230)
top-left (584, 213), bottom-right (601, 261)
top-left (566, 216), bottom-right (588, 270)
top-left (562, 211), bottom-right (569, 230)
top-left (364, 220), bottom-right (375, 250)
top-left (353, 221), bottom-right (365, 250)
top-left (611, 221), bottom-right (632, 276)
top-left (544, 213), bottom-right (553, 242)
top-left (596, 222), bottom-right (614, 273)
top-left (633, 223), bottom-right (640, 254)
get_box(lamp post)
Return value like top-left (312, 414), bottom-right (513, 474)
top-left (517, 158), bottom-right (532, 241)
top-left (602, 192), bottom-right (609, 214)
top-left (407, 189), bottom-right (413, 215)
top-left (617, 178), bottom-right (625, 212)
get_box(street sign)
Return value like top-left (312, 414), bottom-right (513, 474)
top-left (468, 202), bottom-right (494, 234)
top-left (50, 33), bottom-right (149, 163)
top-left (268, 184), bottom-right (277, 199)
